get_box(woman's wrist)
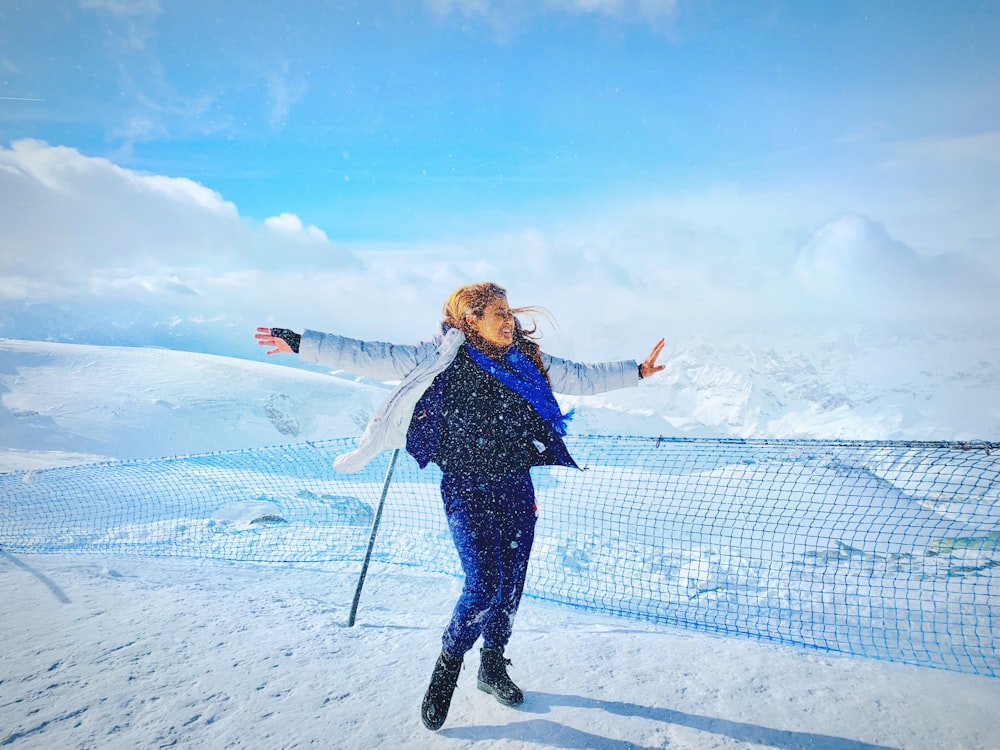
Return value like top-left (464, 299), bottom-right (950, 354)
top-left (272, 328), bottom-right (301, 354)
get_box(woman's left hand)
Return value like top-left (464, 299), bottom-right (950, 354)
top-left (639, 338), bottom-right (666, 380)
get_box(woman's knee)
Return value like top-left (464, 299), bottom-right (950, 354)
top-left (461, 574), bottom-right (502, 608)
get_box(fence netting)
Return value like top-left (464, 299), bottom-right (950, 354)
top-left (2, 436), bottom-right (997, 677)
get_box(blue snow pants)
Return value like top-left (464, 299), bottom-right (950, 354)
top-left (440, 471), bottom-right (537, 658)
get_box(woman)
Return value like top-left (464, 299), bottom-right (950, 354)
top-left (255, 282), bottom-right (665, 731)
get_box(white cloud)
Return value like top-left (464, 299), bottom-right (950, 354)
top-left (263, 61), bottom-right (308, 129)
top-left (424, 0), bottom-right (492, 19)
top-left (0, 140), bottom-right (352, 310)
top-left (795, 214), bottom-right (917, 295)
top-left (424, 0), bottom-right (679, 28)
top-left (637, 0), bottom-right (677, 19)
top-left (544, 0), bottom-right (678, 20)
top-left (546, 0), bottom-right (625, 13)
top-left (0, 139), bottom-right (240, 276)
top-left (265, 213), bottom-right (305, 233)
top-left (264, 213), bottom-right (329, 243)
top-left (79, 0), bottom-right (162, 54)
top-left (79, 0), bottom-right (161, 18)
top-left (792, 213), bottom-right (1000, 328)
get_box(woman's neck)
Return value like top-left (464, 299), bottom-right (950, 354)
top-left (463, 328), bottom-right (512, 361)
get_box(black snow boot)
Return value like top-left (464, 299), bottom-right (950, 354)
top-left (421, 650), bottom-right (463, 731)
top-left (477, 648), bottom-right (524, 707)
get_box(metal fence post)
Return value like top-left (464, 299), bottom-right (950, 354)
top-left (348, 448), bottom-right (401, 626)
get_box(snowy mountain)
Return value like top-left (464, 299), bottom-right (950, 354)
top-left (565, 326), bottom-right (999, 442)
top-left (2, 330), bottom-right (996, 471)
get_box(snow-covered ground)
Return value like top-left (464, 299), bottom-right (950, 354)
top-left (2, 337), bottom-right (999, 749)
top-left (5, 552), bottom-right (999, 750)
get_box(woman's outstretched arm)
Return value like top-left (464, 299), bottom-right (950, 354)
top-left (544, 337), bottom-right (666, 395)
top-left (254, 326), bottom-right (438, 380)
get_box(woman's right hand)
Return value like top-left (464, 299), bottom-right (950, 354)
top-left (255, 327), bottom-right (300, 355)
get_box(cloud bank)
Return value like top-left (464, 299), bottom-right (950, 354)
top-left (1, 139), bottom-right (998, 362)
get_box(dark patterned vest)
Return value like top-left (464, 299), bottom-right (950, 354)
top-left (406, 345), bottom-right (576, 477)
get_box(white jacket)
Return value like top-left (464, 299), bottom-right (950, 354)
top-left (298, 327), bottom-right (639, 473)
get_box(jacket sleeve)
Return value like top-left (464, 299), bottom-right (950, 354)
top-left (298, 330), bottom-right (438, 380)
top-left (542, 352), bottom-right (640, 396)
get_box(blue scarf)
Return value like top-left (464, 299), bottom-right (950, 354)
top-left (463, 344), bottom-right (574, 436)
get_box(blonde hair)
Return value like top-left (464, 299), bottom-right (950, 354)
top-left (442, 282), bottom-right (508, 330)
top-left (441, 282), bottom-right (551, 382)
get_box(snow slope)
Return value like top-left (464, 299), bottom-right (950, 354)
top-left (1, 332), bottom-right (997, 472)
top-left (0, 338), bottom-right (388, 468)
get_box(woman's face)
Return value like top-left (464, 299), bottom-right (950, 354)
top-left (469, 297), bottom-right (514, 348)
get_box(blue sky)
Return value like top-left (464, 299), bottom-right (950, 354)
top-left (5, 0), bottom-right (998, 237)
top-left (1, 0), bottom-right (998, 360)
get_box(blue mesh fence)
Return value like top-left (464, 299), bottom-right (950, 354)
top-left (1, 436), bottom-right (998, 677)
